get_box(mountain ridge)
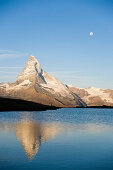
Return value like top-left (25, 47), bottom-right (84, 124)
top-left (68, 85), bottom-right (113, 106)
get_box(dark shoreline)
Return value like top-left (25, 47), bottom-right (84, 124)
top-left (0, 97), bottom-right (113, 112)
top-left (0, 97), bottom-right (59, 112)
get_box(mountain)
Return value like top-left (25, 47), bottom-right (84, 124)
top-left (0, 56), bottom-right (86, 108)
top-left (68, 86), bottom-right (113, 107)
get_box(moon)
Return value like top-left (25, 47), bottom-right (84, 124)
top-left (90, 32), bottom-right (94, 36)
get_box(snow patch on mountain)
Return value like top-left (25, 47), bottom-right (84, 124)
top-left (19, 80), bottom-right (31, 86)
top-left (5, 80), bottom-right (32, 92)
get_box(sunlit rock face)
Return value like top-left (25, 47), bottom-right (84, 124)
top-left (15, 120), bottom-right (61, 159)
top-left (0, 56), bottom-right (86, 108)
top-left (17, 56), bottom-right (42, 84)
top-left (68, 86), bottom-right (113, 106)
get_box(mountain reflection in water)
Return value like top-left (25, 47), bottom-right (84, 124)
top-left (0, 119), bottom-right (61, 159)
top-left (1, 109), bottom-right (113, 170)
top-left (1, 111), bottom-right (113, 160)
top-left (16, 121), bottom-right (61, 159)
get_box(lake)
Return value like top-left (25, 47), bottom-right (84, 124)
top-left (0, 108), bottom-right (113, 170)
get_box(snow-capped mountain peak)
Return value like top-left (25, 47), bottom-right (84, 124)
top-left (17, 56), bottom-right (42, 83)
top-left (17, 56), bottom-right (71, 97)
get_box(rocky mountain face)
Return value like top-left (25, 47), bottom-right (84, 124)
top-left (0, 56), bottom-right (86, 107)
top-left (68, 86), bottom-right (113, 106)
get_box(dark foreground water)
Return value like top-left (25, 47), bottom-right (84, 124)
top-left (0, 108), bottom-right (113, 170)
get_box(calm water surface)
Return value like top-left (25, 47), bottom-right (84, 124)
top-left (0, 108), bottom-right (113, 170)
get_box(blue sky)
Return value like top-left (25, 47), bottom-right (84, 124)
top-left (0, 0), bottom-right (113, 88)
